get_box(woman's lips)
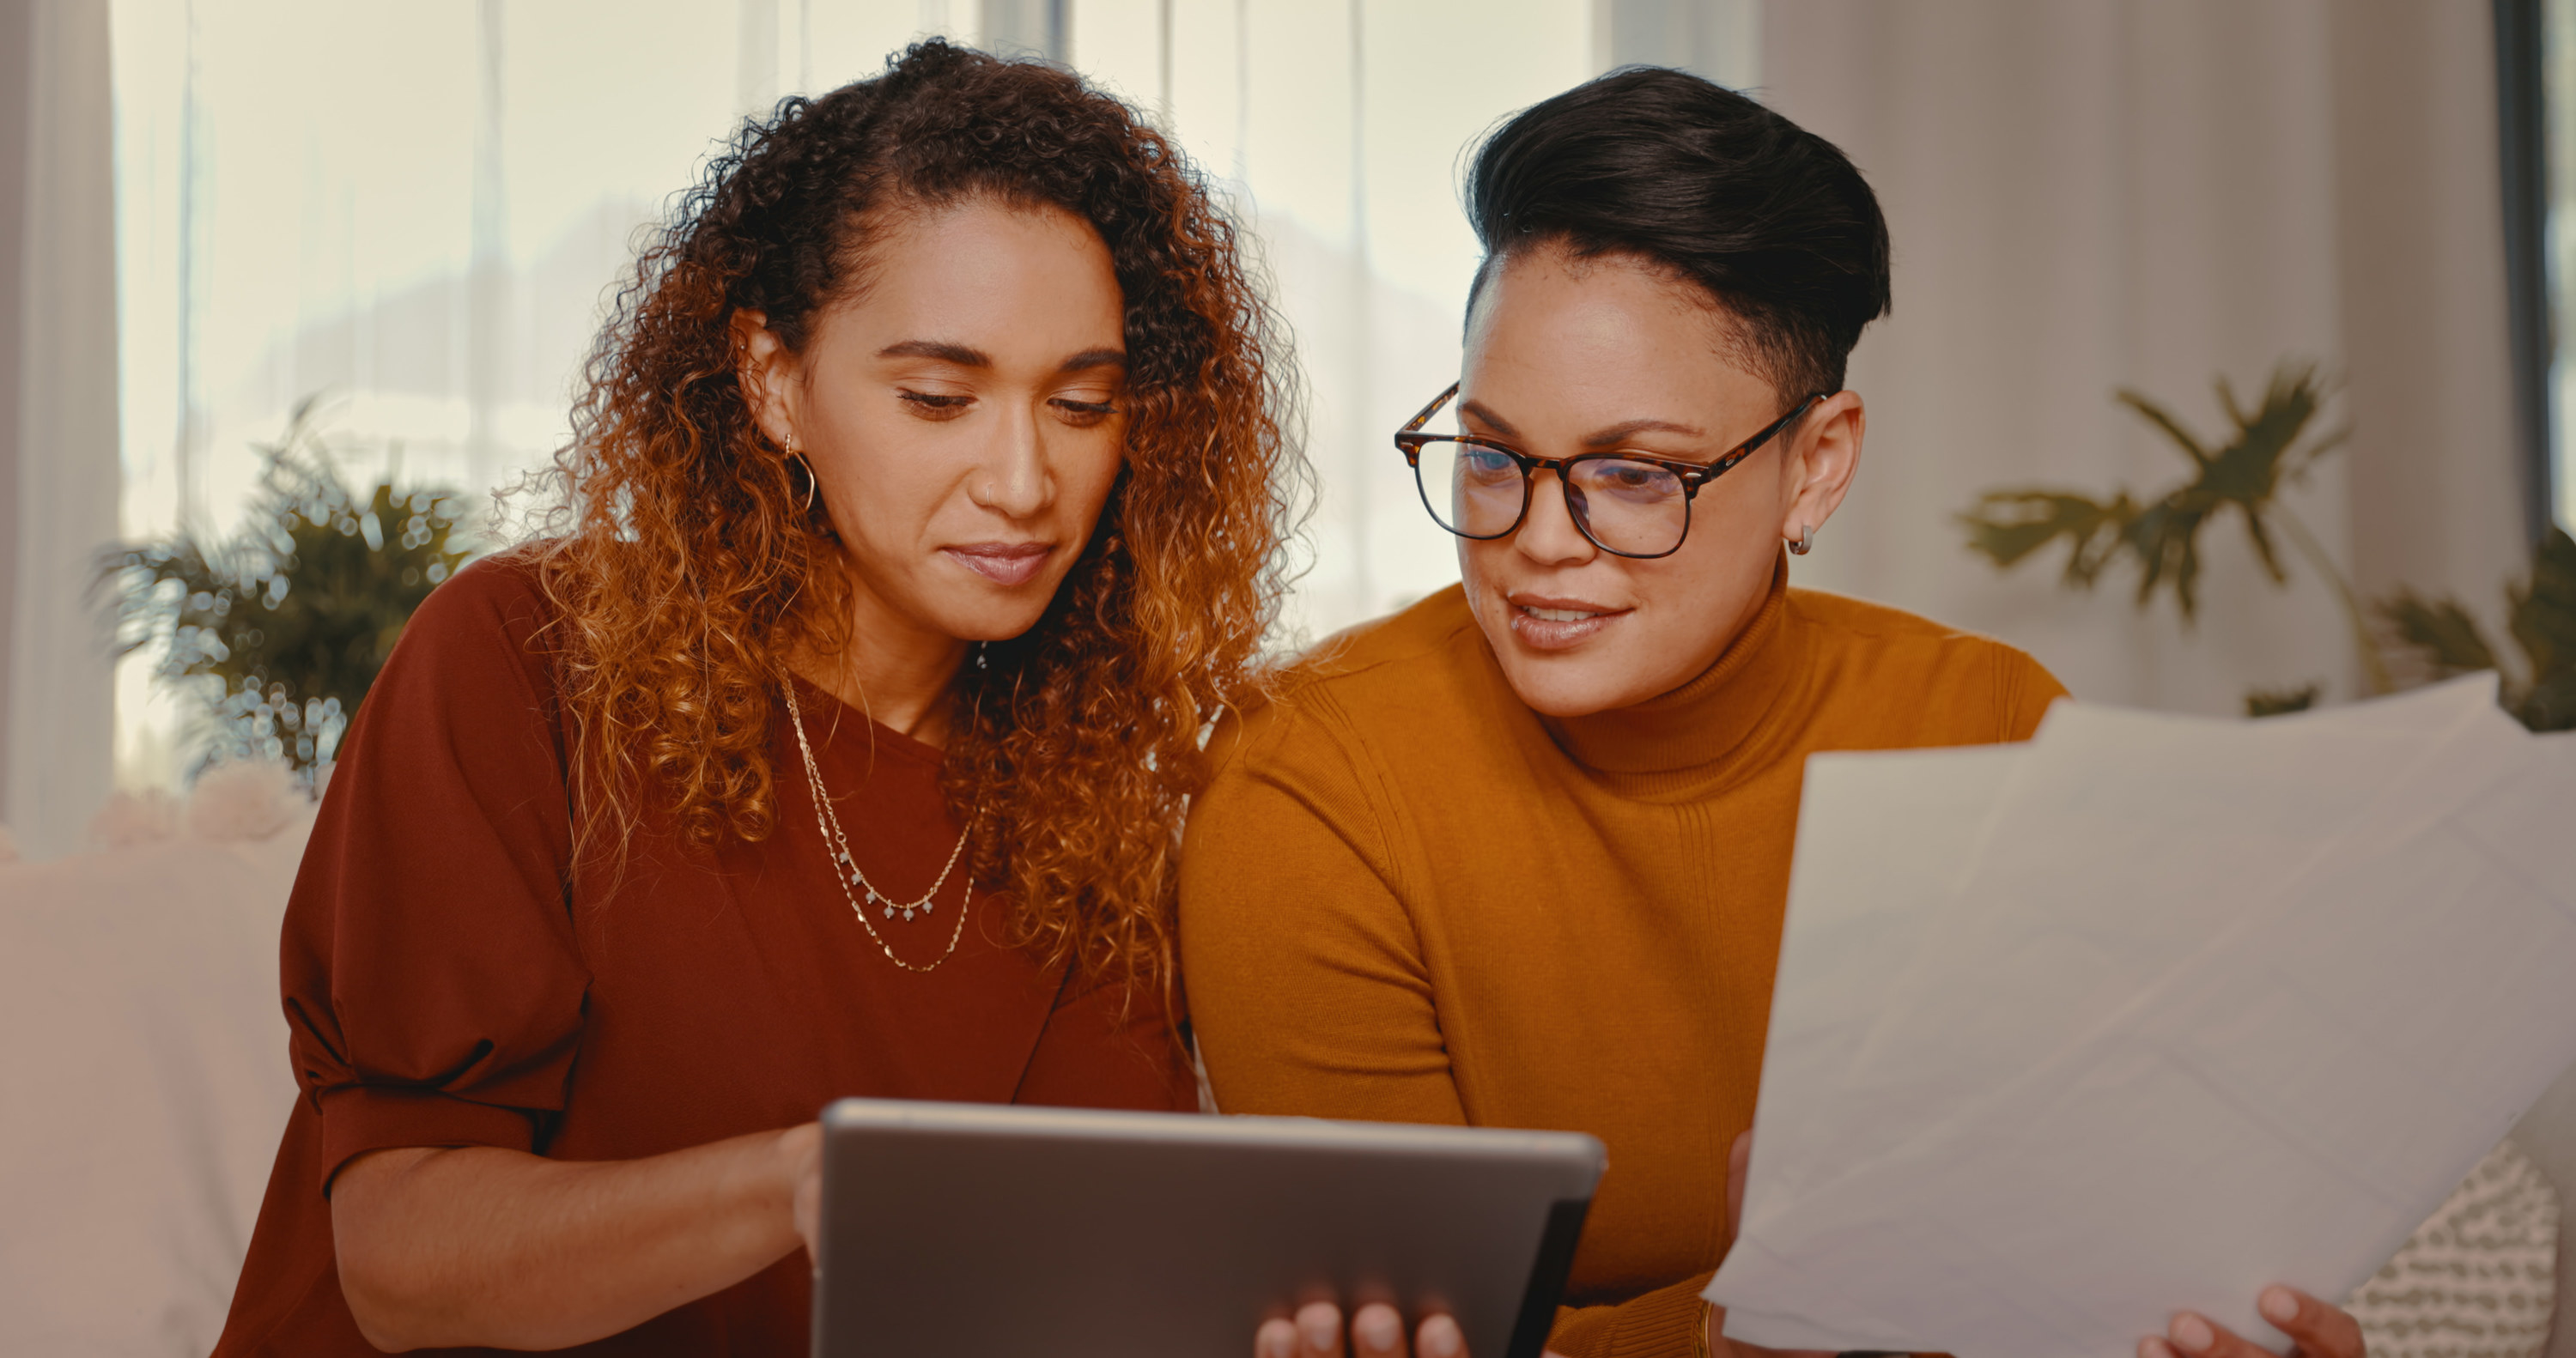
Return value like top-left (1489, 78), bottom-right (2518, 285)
top-left (1506, 596), bottom-right (1630, 651)
top-left (944, 543), bottom-right (1053, 586)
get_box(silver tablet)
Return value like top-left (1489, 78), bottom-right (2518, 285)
top-left (811, 1098), bottom-right (1606, 1358)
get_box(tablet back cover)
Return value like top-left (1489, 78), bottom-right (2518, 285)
top-left (812, 1099), bottom-right (1604, 1358)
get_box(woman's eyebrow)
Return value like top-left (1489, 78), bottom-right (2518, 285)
top-left (1459, 398), bottom-right (1521, 438)
top-left (878, 338), bottom-right (989, 367)
top-left (874, 340), bottom-right (1125, 375)
top-left (1579, 417), bottom-right (1706, 448)
top-left (1459, 400), bottom-right (1707, 448)
top-left (1056, 348), bottom-right (1127, 374)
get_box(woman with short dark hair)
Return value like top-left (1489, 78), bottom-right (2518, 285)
top-left (1182, 68), bottom-right (2366, 1358)
top-left (213, 40), bottom-right (1296, 1355)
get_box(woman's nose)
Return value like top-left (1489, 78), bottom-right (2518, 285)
top-left (1513, 469), bottom-right (1597, 566)
top-left (970, 404), bottom-right (1055, 518)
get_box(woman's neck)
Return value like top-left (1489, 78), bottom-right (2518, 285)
top-left (792, 582), bottom-right (971, 749)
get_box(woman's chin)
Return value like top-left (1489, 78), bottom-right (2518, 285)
top-left (1492, 650), bottom-right (1664, 720)
top-left (932, 599), bottom-right (1058, 646)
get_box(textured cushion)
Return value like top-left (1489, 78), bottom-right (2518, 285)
top-left (2348, 1139), bottom-right (2560, 1358)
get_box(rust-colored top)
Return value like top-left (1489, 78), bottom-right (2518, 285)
top-left (215, 555), bottom-right (1191, 1357)
top-left (1179, 559), bottom-right (2063, 1358)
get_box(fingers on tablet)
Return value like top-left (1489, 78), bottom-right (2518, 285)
top-left (1352, 1302), bottom-right (1406, 1356)
top-left (1263, 1301), bottom-right (1464, 1358)
top-left (1298, 1301), bottom-right (1347, 1356)
top-left (1258, 1315), bottom-right (1303, 1358)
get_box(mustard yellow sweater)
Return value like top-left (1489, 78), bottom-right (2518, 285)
top-left (1180, 561), bottom-right (2064, 1358)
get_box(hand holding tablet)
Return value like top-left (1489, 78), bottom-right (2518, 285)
top-left (810, 1099), bottom-right (1601, 1358)
top-left (1253, 1301), bottom-right (1470, 1358)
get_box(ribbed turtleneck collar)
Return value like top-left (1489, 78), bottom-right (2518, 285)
top-left (1538, 553), bottom-right (1805, 779)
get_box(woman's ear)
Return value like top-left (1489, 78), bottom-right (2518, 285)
top-left (1781, 391), bottom-right (1864, 548)
top-left (732, 309), bottom-right (798, 449)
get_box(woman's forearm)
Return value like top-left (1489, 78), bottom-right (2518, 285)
top-left (331, 1123), bottom-right (820, 1352)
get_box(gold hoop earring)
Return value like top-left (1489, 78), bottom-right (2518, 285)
top-left (786, 437), bottom-right (817, 516)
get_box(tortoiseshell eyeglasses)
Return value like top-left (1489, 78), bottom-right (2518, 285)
top-left (1393, 382), bottom-right (1824, 560)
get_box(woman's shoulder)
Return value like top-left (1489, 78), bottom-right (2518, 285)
top-left (391, 543), bottom-right (565, 675)
top-left (1785, 585), bottom-right (2067, 738)
top-left (1277, 584), bottom-right (1483, 693)
top-left (1207, 585), bottom-right (1490, 779)
top-left (345, 543), bottom-right (580, 749)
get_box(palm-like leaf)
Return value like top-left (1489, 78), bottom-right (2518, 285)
top-left (2109, 366), bottom-right (2336, 614)
top-left (1956, 490), bottom-right (2140, 589)
top-left (2507, 527), bottom-right (2575, 684)
top-left (1965, 361), bottom-right (2391, 696)
top-left (2244, 682), bottom-right (2322, 718)
top-left (2509, 530), bottom-right (2576, 731)
top-left (1970, 367), bottom-right (2340, 621)
top-left (2378, 593), bottom-right (2500, 677)
top-left (2372, 528), bottom-right (2575, 732)
top-left (2118, 497), bottom-right (2216, 616)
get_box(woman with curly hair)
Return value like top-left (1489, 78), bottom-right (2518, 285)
top-left (211, 40), bottom-right (1297, 1355)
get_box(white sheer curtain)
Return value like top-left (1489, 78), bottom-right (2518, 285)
top-left (96, 0), bottom-right (1626, 800)
top-left (6, 0), bottom-right (121, 863)
top-left (1763, 0), bottom-right (2530, 715)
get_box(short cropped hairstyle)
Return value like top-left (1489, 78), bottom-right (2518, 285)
top-left (1465, 66), bottom-right (1893, 401)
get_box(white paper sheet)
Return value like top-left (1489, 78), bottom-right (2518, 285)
top-left (1824, 679), bottom-right (2504, 1169)
top-left (1732, 743), bottom-right (2023, 1223)
top-left (1710, 682), bottom-right (2576, 1358)
top-left (1731, 676), bottom-right (2506, 1281)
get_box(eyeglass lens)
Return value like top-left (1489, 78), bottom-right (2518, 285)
top-left (1411, 440), bottom-right (1690, 556)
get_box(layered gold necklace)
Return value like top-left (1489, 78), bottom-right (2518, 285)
top-left (782, 681), bottom-right (975, 973)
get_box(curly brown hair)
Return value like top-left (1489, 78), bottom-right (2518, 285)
top-left (528, 39), bottom-right (1302, 997)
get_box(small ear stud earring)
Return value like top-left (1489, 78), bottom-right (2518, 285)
top-left (1789, 524), bottom-right (1816, 556)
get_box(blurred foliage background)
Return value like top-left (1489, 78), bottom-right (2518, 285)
top-left (96, 398), bottom-right (480, 778)
top-left (2379, 529), bottom-right (2576, 731)
top-left (1960, 361), bottom-right (2575, 730)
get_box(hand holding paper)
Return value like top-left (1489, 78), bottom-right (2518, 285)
top-left (1709, 676), bottom-right (2576, 1358)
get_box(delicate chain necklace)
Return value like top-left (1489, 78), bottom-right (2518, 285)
top-left (782, 680), bottom-right (976, 973)
top-left (790, 683), bottom-right (973, 920)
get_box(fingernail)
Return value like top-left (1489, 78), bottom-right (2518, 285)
top-left (1419, 1315), bottom-right (1463, 1358)
top-left (1354, 1306), bottom-right (1400, 1351)
top-left (1258, 1320), bottom-right (1297, 1358)
top-left (2142, 1337), bottom-right (2178, 1358)
top-left (2260, 1288), bottom-right (2300, 1325)
top-left (2173, 1314), bottom-right (2215, 1351)
top-left (1299, 1305), bottom-right (1340, 1353)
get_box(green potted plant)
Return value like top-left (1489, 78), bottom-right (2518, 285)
top-left (1958, 361), bottom-right (2573, 729)
top-left (96, 397), bottom-right (480, 778)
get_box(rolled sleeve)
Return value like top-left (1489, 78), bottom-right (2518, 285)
top-left (314, 1087), bottom-right (542, 1188)
top-left (277, 555), bottom-right (590, 1194)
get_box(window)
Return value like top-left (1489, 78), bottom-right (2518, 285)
top-left (2525, 0), bottom-right (2573, 530)
top-left (108, 0), bottom-right (1673, 787)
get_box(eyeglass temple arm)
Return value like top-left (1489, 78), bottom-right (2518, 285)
top-left (1711, 392), bottom-right (1828, 465)
top-left (1398, 382), bottom-right (1463, 436)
